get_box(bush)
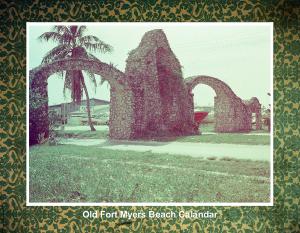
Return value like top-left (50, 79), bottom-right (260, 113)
top-left (48, 111), bottom-right (61, 145)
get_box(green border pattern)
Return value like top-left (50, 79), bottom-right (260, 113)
top-left (1, 0), bottom-right (299, 232)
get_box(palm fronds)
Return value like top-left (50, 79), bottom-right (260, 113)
top-left (86, 53), bottom-right (107, 86)
top-left (39, 25), bottom-right (113, 103)
top-left (41, 44), bottom-right (71, 63)
top-left (52, 25), bottom-right (69, 35)
top-left (79, 36), bottom-right (113, 53)
top-left (77, 26), bottom-right (87, 37)
top-left (84, 71), bottom-right (97, 94)
top-left (38, 32), bottom-right (63, 43)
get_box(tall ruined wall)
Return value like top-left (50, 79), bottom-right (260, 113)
top-left (109, 86), bottom-right (134, 139)
top-left (125, 29), bottom-right (197, 138)
top-left (29, 71), bottom-right (49, 145)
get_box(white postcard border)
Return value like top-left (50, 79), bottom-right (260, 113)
top-left (26, 22), bottom-right (274, 207)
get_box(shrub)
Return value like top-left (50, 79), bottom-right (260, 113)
top-left (48, 111), bottom-right (61, 145)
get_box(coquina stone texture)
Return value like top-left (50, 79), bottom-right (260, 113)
top-left (243, 97), bottom-right (262, 130)
top-left (125, 29), bottom-right (196, 138)
top-left (29, 29), bottom-right (261, 145)
top-left (184, 75), bottom-right (261, 132)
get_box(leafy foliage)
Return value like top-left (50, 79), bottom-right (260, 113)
top-left (48, 111), bottom-right (61, 145)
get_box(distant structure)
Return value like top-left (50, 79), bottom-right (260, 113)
top-left (49, 98), bottom-right (109, 116)
top-left (243, 97), bottom-right (262, 130)
top-left (49, 98), bottom-right (109, 125)
top-left (29, 29), bottom-right (262, 145)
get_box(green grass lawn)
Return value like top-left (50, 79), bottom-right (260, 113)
top-left (29, 145), bottom-right (270, 203)
top-left (56, 130), bottom-right (108, 139)
top-left (176, 134), bottom-right (270, 145)
top-left (56, 128), bottom-right (270, 145)
top-left (199, 123), bottom-right (269, 134)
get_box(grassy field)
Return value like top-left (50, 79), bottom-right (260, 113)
top-left (29, 145), bottom-right (270, 203)
top-left (56, 128), bottom-right (270, 145)
top-left (176, 134), bottom-right (270, 145)
top-left (199, 123), bottom-right (269, 134)
top-left (56, 130), bottom-right (108, 139)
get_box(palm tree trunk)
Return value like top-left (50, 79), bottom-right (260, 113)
top-left (80, 74), bottom-right (96, 131)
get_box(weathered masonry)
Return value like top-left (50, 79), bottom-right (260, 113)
top-left (29, 29), bottom-right (261, 145)
top-left (184, 75), bottom-right (261, 132)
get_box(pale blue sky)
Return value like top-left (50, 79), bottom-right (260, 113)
top-left (28, 23), bottom-right (272, 107)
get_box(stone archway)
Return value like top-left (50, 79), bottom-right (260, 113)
top-left (29, 58), bottom-right (134, 145)
top-left (184, 75), bottom-right (252, 132)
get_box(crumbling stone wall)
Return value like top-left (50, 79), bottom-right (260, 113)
top-left (244, 97), bottom-right (262, 130)
top-left (125, 29), bottom-right (196, 138)
top-left (29, 71), bottom-right (49, 145)
top-left (109, 86), bottom-right (134, 139)
top-left (185, 75), bottom-right (253, 132)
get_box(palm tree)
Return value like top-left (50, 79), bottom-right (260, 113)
top-left (39, 25), bottom-right (113, 131)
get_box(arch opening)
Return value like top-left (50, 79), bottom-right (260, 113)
top-left (184, 75), bottom-right (253, 133)
top-left (192, 84), bottom-right (216, 133)
top-left (47, 72), bottom-right (111, 132)
top-left (29, 58), bottom-right (134, 145)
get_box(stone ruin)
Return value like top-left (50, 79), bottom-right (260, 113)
top-left (29, 29), bottom-right (261, 145)
top-left (185, 76), bottom-right (262, 132)
top-left (243, 97), bottom-right (262, 130)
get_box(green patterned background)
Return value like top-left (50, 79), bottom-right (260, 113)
top-left (1, 0), bottom-right (299, 232)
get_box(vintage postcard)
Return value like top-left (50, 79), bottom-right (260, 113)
top-left (27, 22), bottom-right (273, 206)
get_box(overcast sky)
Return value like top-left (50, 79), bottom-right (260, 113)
top-left (28, 23), bottom-right (272, 107)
